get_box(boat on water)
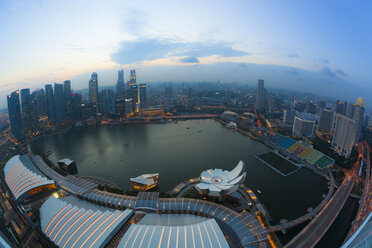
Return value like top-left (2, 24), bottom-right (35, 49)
top-left (226, 122), bottom-right (237, 129)
top-left (257, 189), bottom-right (262, 194)
top-left (57, 158), bottom-right (77, 174)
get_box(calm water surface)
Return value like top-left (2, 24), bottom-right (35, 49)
top-left (30, 120), bottom-right (328, 224)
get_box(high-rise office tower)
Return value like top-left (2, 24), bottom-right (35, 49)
top-left (20, 88), bottom-right (38, 133)
top-left (72, 93), bottom-right (82, 121)
top-left (115, 99), bottom-right (126, 116)
top-left (332, 114), bottom-right (357, 158)
top-left (129, 70), bottom-right (136, 86)
top-left (34, 89), bottom-right (47, 117)
top-left (283, 110), bottom-right (297, 124)
top-left (99, 89), bottom-right (115, 116)
top-left (139, 84), bottom-right (147, 108)
top-left (116, 69), bottom-right (126, 99)
top-left (346, 103), bottom-right (355, 118)
top-left (335, 99), bottom-right (347, 115)
top-left (318, 108), bottom-right (335, 133)
top-left (89, 72), bottom-right (99, 110)
top-left (54, 83), bottom-right (65, 123)
top-left (64, 80), bottom-right (72, 120)
top-left (255, 79), bottom-right (265, 110)
top-left (129, 85), bottom-right (138, 112)
top-left (45, 84), bottom-right (55, 122)
top-left (292, 116), bottom-right (315, 137)
top-left (7, 91), bottom-right (23, 140)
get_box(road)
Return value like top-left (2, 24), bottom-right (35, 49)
top-left (345, 141), bottom-right (372, 240)
top-left (285, 170), bottom-right (356, 248)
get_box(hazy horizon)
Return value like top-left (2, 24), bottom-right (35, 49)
top-left (1, 0), bottom-right (371, 108)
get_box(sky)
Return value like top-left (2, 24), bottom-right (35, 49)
top-left (0, 0), bottom-right (371, 108)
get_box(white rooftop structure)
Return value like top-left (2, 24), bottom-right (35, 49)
top-left (118, 218), bottom-right (229, 248)
top-left (195, 161), bottom-right (246, 198)
top-left (130, 173), bottom-right (159, 186)
top-left (4, 155), bottom-right (55, 200)
top-left (40, 195), bottom-right (132, 248)
top-left (58, 158), bottom-right (74, 166)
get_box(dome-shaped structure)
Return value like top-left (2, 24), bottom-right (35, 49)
top-left (195, 161), bottom-right (246, 198)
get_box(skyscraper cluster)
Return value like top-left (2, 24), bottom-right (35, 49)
top-left (7, 69), bottom-right (147, 140)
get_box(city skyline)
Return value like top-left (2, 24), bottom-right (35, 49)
top-left (0, 0), bottom-right (371, 108)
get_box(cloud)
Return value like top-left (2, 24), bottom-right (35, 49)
top-left (319, 59), bottom-right (330, 64)
top-left (320, 66), bottom-right (335, 77)
top-left (284, 68), bottom-right (299, 76)
top-left (179, 56), bottom-right (200, 63)
top-left (335, 69), bottom-right (348, 77)
top-left (112, 38), bottom-right (250, 64)
top-left (286, 53), bottom-right (300, 58)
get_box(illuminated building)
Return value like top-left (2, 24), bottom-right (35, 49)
top-left (139, 83), bottom-right (147, 109)
top-left (7, 91), bottom-right (23, 140)
top-left (40, 195), bottom-right (132, 248)
top-left (114, 99), bottom-right (126, 116)
top-left (129, 85), bottom-right (138, 112)
top-left (118, 219), bottom-right (229, 248)
top-left (196, 161), bottom-right (246, 199)
top-left (4, 155), bottom-right (56, 202)
top-left (130, 174), bottom-right (159, 191)
top-left (125, 99), bottom-right (133, 114)
top-left (129, 69), bottom-right (136, 86)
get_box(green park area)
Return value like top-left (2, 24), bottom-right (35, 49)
top-left (257, 151), bottom-right (299, 176)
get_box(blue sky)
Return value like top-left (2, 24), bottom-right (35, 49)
top-left (0, 0), bottom-right (371, 108)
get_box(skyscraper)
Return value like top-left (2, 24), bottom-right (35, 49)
top-left (283, 110), bottom-right (297, 124)
top-left (54, 83), bottom-right (65, 123)
top-left (292, 116), bottom-right (315, 137)
top-left (318, 108), bottom-right (335, 133)
top-left (45, 84), bottom-right (55, 122)
top-left (89, 72), bottom-right (98, 110)
top-left (20, 89), bottom-right (38, 133)
top-left (255, 79), bottom-right (265, 110)
top-left (129, 85), bottom-right (138, 112)
top-left (64, 80), bottom-right (72, 120)
top-left (129, 70), bottom-right (136, 86)
top-left (99, 89), bottom-right (115, 116)
top-left (332, 114), bottom-right (357, 158)
top-left (139, 83), bottom-right (147, 108)
top-left (72, 93), bottom-right (82, 121)
top-left (34, 89), bottom-right (47, 117)
top-left (7, 91), bottom-right (23, 140)
top-left (116, 69), bottom-right (125, 99)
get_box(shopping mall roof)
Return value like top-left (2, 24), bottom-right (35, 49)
top-left (40, 195), bottom-right (132, 248)
top-left (118, 218), bottom-right (229, 248)
top-left (4, 154), bottom-right (55, 200)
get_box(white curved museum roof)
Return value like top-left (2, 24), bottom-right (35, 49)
top-left (40, 195), bottom-right (132, 248)
top-left (4, 155), bottom-right (55, 200)
top-left (118, 218), bottom-right (229, 248)
top-left (196, 160), bottom-right (246, 195)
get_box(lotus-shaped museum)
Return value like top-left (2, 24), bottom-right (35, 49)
top-left (195, 160), bottom-right (246, 198)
